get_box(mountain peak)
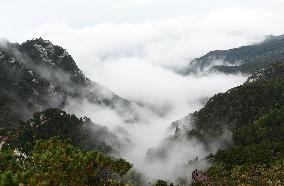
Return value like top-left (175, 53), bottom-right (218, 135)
top-left (20, 37), bottom-right (70, 65)
top-left (19, 38), bottom-right (89, 85)
top-left (25, 37), bottom-right (52, 45)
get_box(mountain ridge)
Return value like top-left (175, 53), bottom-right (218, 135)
top-left (0, 38), bottom-right (139, 128)
top-left (184, 34), bottom-right (284, 74)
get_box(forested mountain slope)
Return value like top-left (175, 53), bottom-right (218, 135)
top-left (0, 38), bottom-right (137, 185)
top-left (173, 62), bottom-right (284, 185)
top-left (0, 38), bottom-right (136, 128)
top-left (146, 62), bottom-right (284, 185)
top-left (184, 35), bottom-right (284, 74)
top-left (186, 62), bottom-right (283, 138)
top-left (0, 108), bottom-right (123, 155)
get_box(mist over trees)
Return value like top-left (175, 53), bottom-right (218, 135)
top-left (0, 37), bottom-right (283, 186)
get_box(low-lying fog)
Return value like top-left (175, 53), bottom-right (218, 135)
top-left (47, 20), bottom-right (251, 182)
top-left (66, 62), bottom-right (246, 182)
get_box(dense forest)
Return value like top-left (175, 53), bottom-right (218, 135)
top-left (0, 38), bottom-right (283, 185)
top-left (170, 62), bottom-right (283, 185)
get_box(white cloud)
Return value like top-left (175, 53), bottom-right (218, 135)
top-left (1, 0), bottom-right (284, 41)
top-left (18, 6), bottom-right (284, 89)
top-left (114, 0), bottom-right (158, 7)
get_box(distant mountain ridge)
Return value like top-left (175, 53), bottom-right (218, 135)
top-left (184, 34), bottom-right (284, 74)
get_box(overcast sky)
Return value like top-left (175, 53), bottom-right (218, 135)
top-left (1, 0), bottom-right (284, 42)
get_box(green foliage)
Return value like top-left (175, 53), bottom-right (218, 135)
top-left (190, 80), bottom-right (283, 136)
top-left (124, 169), bottom-right (148, 186)
top-left (0, 149), bottom-right (26, 174)
top-left (212, 108), bottom-right (284, 167)
top-left (0, 137), bottom-right (132, 186)
top-left (207, 159), bottom-right (284, 186)
top-left (0, 171), bottom-right (18, 186)
top-left (152, 180), bottom-right (175, 186)
top-left (185, 62), bottom-right (284, 141)
top-left (214, 142), bottom-right (277, 167)
top-left (25, 137), bottom-right (131, 185)
top-left (233, 108), bottom-right (284, 147)
top-left (4, 108), bottom-right (115, 154)
top-left (205, 108), bottom-right (284, 185)
top-left (190, 182), bottom-right (206, 186)
top-left (184, 63), bottom-right (284, 185)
